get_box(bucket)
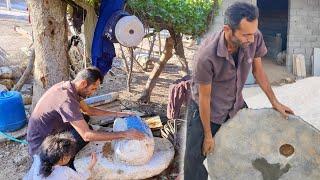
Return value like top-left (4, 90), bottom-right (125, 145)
top-left (0, 91), bottom-right (27, 132)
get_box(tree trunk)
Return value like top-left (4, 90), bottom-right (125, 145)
top-left (146, 34), bottom-right (156, 70)
top-left (138, 37), bottom-right (174, 103)
top-left (127, 48), bottom-right (134, 92)
top-left (28, 0), bottom-right (69, 109)
top-left (13, 49), bottom-right (35, 91)
top-left (172, 32), bottom-right (189, 75)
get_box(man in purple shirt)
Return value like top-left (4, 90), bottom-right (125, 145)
top-left (184, 2), bottom-right (294, 179)
top-left (27, 67), bottom-right (144, 169)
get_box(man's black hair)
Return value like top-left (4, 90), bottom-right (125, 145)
top-left (74, 67), bottom-right (104, 85)
top-left (224, 2), bottom-right (259, 30)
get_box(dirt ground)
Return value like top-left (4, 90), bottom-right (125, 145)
top-left (0, 9), bottom-right (296, 179)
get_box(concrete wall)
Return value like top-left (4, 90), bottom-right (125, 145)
top-left (287, 0), bottom-right (320, 75)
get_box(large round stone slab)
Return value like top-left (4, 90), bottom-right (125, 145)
top-left (207, 108), bottom-right (320, 180)
top-left (74, 137), bottom-right (174, 179)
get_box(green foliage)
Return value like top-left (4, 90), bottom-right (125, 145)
top-left (127, 0), bottom-right (215, 37)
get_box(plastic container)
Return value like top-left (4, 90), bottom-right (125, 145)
top-left (0, 91), bottom-right (27, 132)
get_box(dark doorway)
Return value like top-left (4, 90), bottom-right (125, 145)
top-left (258, 0), bottom-right (289, 59)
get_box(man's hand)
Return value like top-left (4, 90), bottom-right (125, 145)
top-left (124, 129), bottom-right (145, 140)
top-left (202, 135), bottom-right (215, 156)
top-left (87, 152), bottom-right (97, 171)
top-left (272, 101), bottom-right (294, 119)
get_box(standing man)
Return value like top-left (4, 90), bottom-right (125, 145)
top-left (184, 2), bottom-right (294, 180)
top-left (27, 67), bottom-right (144, 168)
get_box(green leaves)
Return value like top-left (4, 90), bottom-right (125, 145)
top-left (81, 0), bottom-right (215, 36)
top-left (127, 0), bottom-right (215, 37)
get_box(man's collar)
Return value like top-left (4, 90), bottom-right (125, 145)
top-left (67, 81), bottom-right (81, 101)
top-left (217, 30), bottom-right (229, 58)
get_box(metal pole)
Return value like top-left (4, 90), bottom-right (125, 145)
top-left (6, 0), bottom-right (11, 11)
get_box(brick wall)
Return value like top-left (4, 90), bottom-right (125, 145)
top-left (287, 0), bottom-right (320, 75)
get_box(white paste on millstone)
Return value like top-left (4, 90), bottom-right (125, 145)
top-left (112, 117), bottom-right (155, 165)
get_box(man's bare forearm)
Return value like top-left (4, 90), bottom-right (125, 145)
top-left (199, 98), bottom-right (212, 137)
top-left (198, 84), bottom-right (213, 138)
top-left (83, 130), bottom-right (126, 142)
top-left (87, 106), bottom-right (118, 117)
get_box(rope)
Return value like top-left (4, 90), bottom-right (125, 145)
top-left (0, 131), bottom-right (28, 144)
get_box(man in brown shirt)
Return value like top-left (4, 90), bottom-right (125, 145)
top-left (184, 2), bottom-right (294, 179)
top-left (27, 67), bottom-right (144, 169)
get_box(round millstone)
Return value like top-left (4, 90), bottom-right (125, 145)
top-left (207, 108), bottom-right (320, 180)
top-left (74, 137), bottom-right (174, 179)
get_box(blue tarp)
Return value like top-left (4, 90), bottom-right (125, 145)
top-left (91, 0), bottom-right (126, 76)
top-left (126, 116), bottom-right (152, 137)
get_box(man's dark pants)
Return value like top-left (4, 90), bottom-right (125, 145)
top-left (67, 114), bottom-right (92, 170)
top-left (184, 100), bottom-right (247, 180)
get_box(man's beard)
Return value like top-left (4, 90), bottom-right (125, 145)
top-left (79, 90), bottom-right (89, 98)
top-left (231, 35), bottom-right (249, 48)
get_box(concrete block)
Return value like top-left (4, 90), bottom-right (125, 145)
top-left (291, 0), bottom-right (308, 8)
top-left (309, 10), bottom-right (319, 17)
top-left (290, 27), bottom-right (311, 35)
top-left (290, 41), bottom-right (301, 47)
top-left (312, 30), bottom-right (320, 35)
top-left (306, 48), bottom-right (314, 57)
top-left (293, 48), bottom-right (306, 54)
top-left (305, 35), bottom-right (317, 42)
top-left (312, 17), bottom-right (320, 23)
top-left (313, 48), bottom-right (320, 76)
top-left (311, 55), bottom-right (314, 75)
top-left (299, 55), bottom-right (307, 78)
top-left (311, 41), bottom-right (320, 47)
top-left (293, 54), bottom-right (307, 78)
top-left (308, 0), bottom-right (319, 6)
top-left (301, 41), bottom-right (313, 48)
top-left (289, 16), bottom-right (301, 23)
top-left (293, 54), bottom-right (297, 75)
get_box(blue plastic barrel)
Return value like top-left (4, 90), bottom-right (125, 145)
top-left (0, 91), bottom-right (27, 132)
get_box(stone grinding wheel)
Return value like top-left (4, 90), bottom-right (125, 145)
top-left (207, 108), bottom-right (320, 180)
top-left (115, 15), bottom-right (144, 47)
top-left (74, 137), bottom-right (174, 180)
